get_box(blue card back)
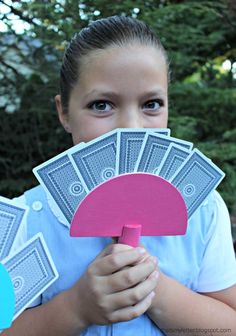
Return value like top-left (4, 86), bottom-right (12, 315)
top-left (33, 153), bottom-right (87, 224)
top-left (135, 133), bottom-right (192, 174)
top-left (70, 130), bottom-right (117, 190)
top-left (0, 198), bottom-right (26, 261)
top-left (170, 149), bottom-right (225, 218)
top-left (2, 234), bottom-right (58, 320)
top-left (117, 128), bottom-right (170, 174)
top-left (158, 144), bottom-right (191, 180)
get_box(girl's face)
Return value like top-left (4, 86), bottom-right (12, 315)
top-left (56, 44), bottom-right (168, 145)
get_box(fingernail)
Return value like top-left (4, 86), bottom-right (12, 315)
top-left (137, 247), bottom-right (146, 254)
top-left (150, 256), bottom-right (158, 265)
top-left (149, 291), bottom-right (155, 299)
top-left (152, 270), bottom-right (159, 279)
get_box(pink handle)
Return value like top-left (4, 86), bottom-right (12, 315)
top-left (118, 224), bottom-right (142, 247)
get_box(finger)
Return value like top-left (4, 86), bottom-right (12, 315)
top-left (108, 291), bottom-right (155, 323)
top-left (92, 246), bottom-right (147, 275)
top-left (108, 269), bottom-right (159, 310)
top-left (96, 242), bottom-right (133, 259)
top-left (106, 256), bottom-right (158, 292)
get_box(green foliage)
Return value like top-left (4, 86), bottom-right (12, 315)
top-left (0, 0), bottom-right (236, 214)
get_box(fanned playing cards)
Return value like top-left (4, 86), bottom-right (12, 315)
top-left (0, 198), bottom-right (58, 327)
top-left (0, 127), bottom-right (225, 325)
top-left (33, 128), bottom-right (225, 245)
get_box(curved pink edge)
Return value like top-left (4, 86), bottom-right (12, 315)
top-left (70, 173), bottom-right (188, 239)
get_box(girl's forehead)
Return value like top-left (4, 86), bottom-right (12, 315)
top-left (71, 46), bottom-right (168, 102)
top-left (81, 43), bottom-right (166, 68)
top-left (78, 44), bottom-right (168, 88)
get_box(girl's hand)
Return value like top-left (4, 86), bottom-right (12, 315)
top-left (70, 243), bottom-right (159, 328)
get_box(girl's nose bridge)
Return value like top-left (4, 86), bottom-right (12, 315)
top-left (119, 108), bottom-right (143, 128)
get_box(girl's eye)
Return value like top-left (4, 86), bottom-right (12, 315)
top-left (143, 100), bottom-right (163, 111)
top-left (89, 101), bottom-right (113, 113)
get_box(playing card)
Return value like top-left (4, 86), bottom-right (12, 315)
top-left (135, 132), bottom-right (193, 174)
top-left (116, 128), bottom-right (171, 174)
top-left (33, 147), bottom-right (88, 225)
top-left (0, 197), bottom-right (28, 261)
top-left (170, 149), bottom-right (225, 218)
top-left (2, 233), bottom-right (58, 320)
top-left (157, 143), bottom-right (191, 180)
top-left (69, 129), bottom-right (118, 191)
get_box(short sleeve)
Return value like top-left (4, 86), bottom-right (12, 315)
top-left (197, 192), bottom-right (236, 292)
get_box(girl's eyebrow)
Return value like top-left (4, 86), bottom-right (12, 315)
top-left (84, 89), bottom-right (167, 100)
top-left (84, 90), bottom-right (120, 100)
top-left (141, 89), bottom-right (167, 98)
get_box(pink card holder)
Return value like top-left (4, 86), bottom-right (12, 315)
top-left (70, 173), bottom-right (187, 247)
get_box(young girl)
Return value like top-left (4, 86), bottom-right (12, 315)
top-left (4, 16), bottom-right (236, 336)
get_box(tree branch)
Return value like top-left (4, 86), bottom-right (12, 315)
top-left (0, 0), bottom-right (38, 26)
top-left (0, 57), bottom-right (21, 77)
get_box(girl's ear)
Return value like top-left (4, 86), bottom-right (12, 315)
top-left (55, 94), bottom-right (72, 133)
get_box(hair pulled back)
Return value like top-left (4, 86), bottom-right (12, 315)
top-left (60, 15), bottom-right (167, 113)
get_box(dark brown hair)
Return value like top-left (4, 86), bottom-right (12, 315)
top-left (60, 15), bottom-right (168, 113)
